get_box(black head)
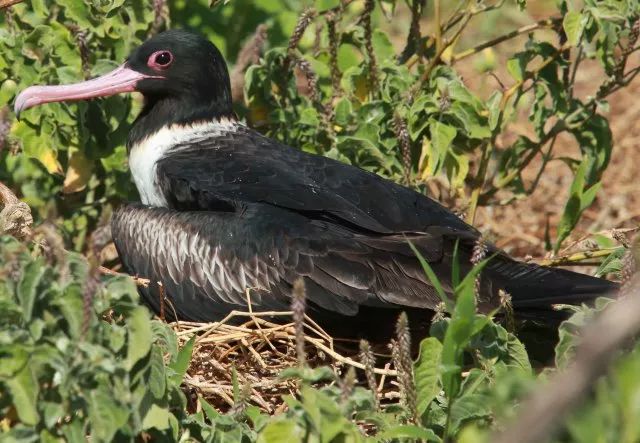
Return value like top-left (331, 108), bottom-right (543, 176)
top-left (125, 30), bottom-right (234, 145)
top-left (14, 29), bottom-right (234, 147)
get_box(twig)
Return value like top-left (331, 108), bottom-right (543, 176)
top-left (0, 181), bottom-right (33, 240)
top-left (434, 0), bottom-right (442, 55)
top-left (537, 247), bottom-right (618, 267)
top-left (493, 283), bottom-right (634, 443)
top-left (99, 266), bottom-right (151, 287)
top-left (409, 11), bottom-right (473, 99)
top-left (0, 0), bottom-right (23, 9)
top-left (450, 17), bottom-right (560, 63)
top-left (158, 282), bottom-right (166, 322)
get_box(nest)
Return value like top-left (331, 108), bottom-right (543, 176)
top-left (169, 310), bottom-right (401, 413)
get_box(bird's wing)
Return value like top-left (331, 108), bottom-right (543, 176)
top-left (155, 125), bottom-right (477, 236)
top-left (112, 203), bottom-right (454, 321)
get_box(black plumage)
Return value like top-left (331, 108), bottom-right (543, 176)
top-left (14, 29), bottom-right (619, 327)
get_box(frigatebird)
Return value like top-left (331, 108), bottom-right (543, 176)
top-left (14, 30), bottom-right (617, 325)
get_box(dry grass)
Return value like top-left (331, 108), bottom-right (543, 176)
top-left (169, 310), bottom-right (400, 412)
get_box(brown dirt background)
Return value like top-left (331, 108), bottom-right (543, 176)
top-left (386, 2), bottom-right (640, 261)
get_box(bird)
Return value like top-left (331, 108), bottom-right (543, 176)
top-left (14, 29), bottom-right (618, 328)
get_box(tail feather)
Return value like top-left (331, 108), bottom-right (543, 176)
top-left (486, 259), bottom-right (619, 310)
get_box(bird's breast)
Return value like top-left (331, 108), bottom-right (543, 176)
top-left (127, 118), bottom-right (240, 207)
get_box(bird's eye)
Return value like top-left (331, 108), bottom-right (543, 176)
top-left (147, 50), bottom-right (173, 70)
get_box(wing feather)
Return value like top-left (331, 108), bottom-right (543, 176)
top-left (111, 203), bottom-right (450, 321)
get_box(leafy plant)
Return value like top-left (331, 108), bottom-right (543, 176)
top-left (2, 0), bottom-right (640, 442)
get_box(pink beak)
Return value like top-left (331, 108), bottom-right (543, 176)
top-left (14, 65), bottom-right (159, 118)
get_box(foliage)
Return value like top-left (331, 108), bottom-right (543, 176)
top-left (0, 0), bottom-right (637, 254)
top-left (1, 0), bottom-right (640, 442)
top-left (243, 0), bottom-right (639, 254)
top-left (4, 234), bottom-right (640, 442)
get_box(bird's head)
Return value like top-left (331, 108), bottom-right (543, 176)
top-left (14, 29), bottom-right (233, 145)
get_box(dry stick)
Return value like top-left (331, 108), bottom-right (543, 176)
top-left (99, 265), bottom-right (151, 287)
top-left (158, 281), bottom-right (166, 322)
top-left (450, 17), bottom-right (560, 63)
top-left (409, 11), bottom-right (472, 99)
top-left (493, 284), bottom-right (639, 443)
top-left (0, 181), bottom-right (33, 240)
top-left (0, 0), bottom-right (23, 9)
top-left (434, 0), bottom-right (442, 54)
top-left (537, 247), bottom-right (618, 267)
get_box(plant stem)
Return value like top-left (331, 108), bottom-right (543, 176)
top-left (434, 0), bottom-right (442, 55)
top-left (0, 0), bottom-right (23, 8)
top-left (410, 12), bottom-right (473, 98)
top-left (538, 248), bottom-right (618, 267)
top-left (466, 141), bottom-right (492, 225)
top-left (450, 17), bottom-right (560, 63)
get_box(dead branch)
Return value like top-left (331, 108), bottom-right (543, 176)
top-left (99, 265), bottom-right (151, 287)
top-left (0, 180), bottom-right (32, 240)
top-left (0, 0), bottom-right (24, 9)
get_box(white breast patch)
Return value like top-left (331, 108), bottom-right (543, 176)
top-left (128, 118), bottom-right (240, 207)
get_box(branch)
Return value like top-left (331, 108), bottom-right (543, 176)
top-left (493, 284), bottom-right (638, 443)
top-left (0, 0), bottom-right (24, 9)
top-left (537, 247), bottom-right (618, 267)
top-left (99, 265), bottom-right (150, 287)
top-left (0, 181), bottom-right (33, 240)
top-left (450, 17), bottom-right (560, 63)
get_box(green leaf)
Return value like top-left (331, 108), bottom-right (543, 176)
top-left (563, 11), bottom-right (584, 46)
top-left (378, 425), bottom-right (441, 441)
top-left (54, 284), bottom-right (84, 339)
top-left (279, 366), bottom-right (335, 383)
top-left (414, 337), bottom-right (443, 415)
top-left (428, 120), bottom-right (457, 174)
top-left (408, 239), bottom-right (453, 310)
top-left (449, 393), bottom-right (492, 434)
top-left (486, 91), bottom-right (503, 131)
top-left (88, 388), bottom-right (129, 442)
top-left (200, 396), bottom-right (220, 420)
top-left (148, 346), bottom-right (167, 399)
top-left (57, 0), bottom-right (92, 27)
top-left (258, 418), bottom-right (304, 443)
top-left (372, 29), bottom-right (395, 60)
top-left (5, 365), bottom-right (39, 425)
top-left (441, 259), bottom-right (490, 400)
top-left (506, 56), bottom-right (525, 82)
top-left (142, 404), bottom-right (171, 431)
top-left (334, 97), bottom-right (353, 126)
top-left (125, 307), bottom-right (152, 370)
top-left (18, 260), bottom-right (45, 322)
top-left (168, 336), bottom-right (195, 386)
top-left (506, 333), bottom-right (532, 372)
top-left (299, 107), bottom-right (320, 127)
top-left (315, 0), bottom-right (340, 13)
top-left (555, 159), bottom-right (601, 252)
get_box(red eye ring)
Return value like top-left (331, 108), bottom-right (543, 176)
top-left (147, 50), bottom-right (173, 70)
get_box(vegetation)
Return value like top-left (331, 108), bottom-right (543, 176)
top-left (1, 0), bottom-right (639, 442)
